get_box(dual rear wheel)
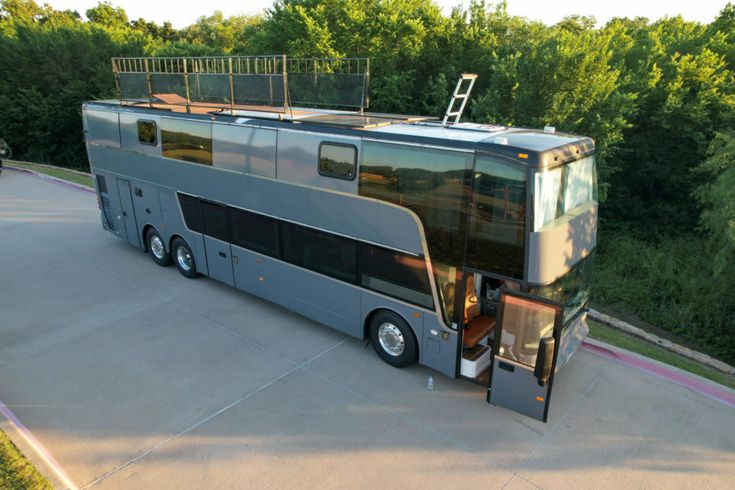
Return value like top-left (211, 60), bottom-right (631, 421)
top-left (145, 228), bottom-right (197, 279)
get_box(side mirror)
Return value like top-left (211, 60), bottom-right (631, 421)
top-left (534, 337), bottom-right (555, 386)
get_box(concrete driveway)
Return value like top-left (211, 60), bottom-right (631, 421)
top-left (1, 169), bottom-right (734, 489)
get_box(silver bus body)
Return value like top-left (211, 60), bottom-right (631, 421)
top-left (83, 81), bottom-right (596, 421)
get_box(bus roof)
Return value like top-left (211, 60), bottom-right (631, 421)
top-left (85, 99), bottom-right (594, 167)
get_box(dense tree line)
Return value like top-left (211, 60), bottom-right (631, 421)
top-left (1, 0), bottom-right (733, 361)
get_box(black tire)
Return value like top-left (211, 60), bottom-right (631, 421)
top-left (369, 310), bottom-right (418, 368)
top-left (171, 237), bottom-right (198, 279)
top-left (146, 228), bottom-right (172, 266)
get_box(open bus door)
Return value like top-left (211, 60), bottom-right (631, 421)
top-left (487, 290), bottom-right (563, 422)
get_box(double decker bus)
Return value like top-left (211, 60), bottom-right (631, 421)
top-left (83, 56), bottom-right (597, 422)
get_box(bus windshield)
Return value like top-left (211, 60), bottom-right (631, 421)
top-left (533, 155), bottom-right (597, 231)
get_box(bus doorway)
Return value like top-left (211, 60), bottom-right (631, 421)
top-left (457, 272), bottom-right (515, 381)
top-left (487, 291), bottom-right (563, 422)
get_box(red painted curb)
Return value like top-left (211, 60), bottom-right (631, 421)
top-left (581, 341), bottom-right (735, 409)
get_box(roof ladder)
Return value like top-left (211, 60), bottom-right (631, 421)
top-left (442, 73), bottom-right (478, 126)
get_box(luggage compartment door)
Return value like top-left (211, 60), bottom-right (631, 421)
top-left (203, 236), bottom-right (235, 287)
top-left (116, 179), bottom-right (141, 248)
top-left (487, 291), bottom-right (563, 422)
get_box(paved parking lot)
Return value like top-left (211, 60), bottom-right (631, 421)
top-left (1, 169), bottom-right (734, 489)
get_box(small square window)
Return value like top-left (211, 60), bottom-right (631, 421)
top-left (137, 120), bottom-right (157, 145)
top-left (319, 142), bottom-right (357, 180)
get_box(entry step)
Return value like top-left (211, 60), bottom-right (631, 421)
top-left (460, 343), bottom-right (491, 378)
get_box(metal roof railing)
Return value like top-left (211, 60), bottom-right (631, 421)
top-left (112, 55), bottom-right (370, 116)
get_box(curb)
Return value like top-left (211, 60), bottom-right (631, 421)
top-left (581, 338), bottom-right (735, 409)
top-left (588, 308), bottom-right (735, 375)
top-left (3, 159), bottom-right (91, 177)
top-left (2, 163), bottom-right (95, 194)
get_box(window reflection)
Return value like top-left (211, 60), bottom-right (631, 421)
top-left (359, 244), bottom-right (434, 308)
top-left (529, 253), bottom-right (593, 323)
top-left (162, 118), bottom-right (212, 165)
top-left (534, 155), bottom-right (597, 231)
top-left (319, 143), bottom-right (356, 180)
top-left (358, 141), bottom-right (473, 267)
top-left (466, 157), bottom-right (526, 278)
top-left (137, 120), bottom-right (157, 145)
top-left (359, 141), bottom-right (473, 323)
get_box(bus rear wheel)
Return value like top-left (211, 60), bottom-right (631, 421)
top-left (146, 228), bottom-right (171, 267)
top-left (369, 311), bottom-right (417, 368)
top-left (171, 237), bottom-right (198, 279)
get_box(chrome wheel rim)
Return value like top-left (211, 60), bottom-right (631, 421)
top-left (176, 245), bottom-right (192, 272)
top-left (378, 322), bottom-right (405, 357)
top-left (150, 235), bottom-right (165, 259)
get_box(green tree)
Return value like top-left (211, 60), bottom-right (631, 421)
top-left (695, 131), bottom-right (735, 275)
top-left (471, 12), bottom-right (636, 199)
top-left (86, 1), bottom-right (128, 28)
top-left (604, 15), bottom-right (735, 233)
top-left (0, 4), bottom-right (146, 166)
top-left (182, 11), bottom-right (261, 53)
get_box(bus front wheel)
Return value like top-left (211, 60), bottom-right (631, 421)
top-left (171, 237), bottom-right (198, 279)
top-left (369, 311), bottom-right (417, 368)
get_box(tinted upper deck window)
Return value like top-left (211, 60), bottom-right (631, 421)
top-left (358, 141), bottom-right (473, 267)
top-left (161, 118), bottom-right (212, 165)
top-left (465, 156), bottom-right (526, 278)
top-left (319, 143), bottom-right (357, 180)
top-left (137, 120), bottom-right (157, 145)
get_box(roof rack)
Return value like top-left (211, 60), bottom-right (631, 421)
top-left (112, 55), bottom-right (370, 118)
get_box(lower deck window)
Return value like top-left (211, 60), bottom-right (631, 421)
top-left (281, 222), bottom-right (357, 284)
top-left (359, 245), bottom-right (434, 308)
top-left (230, 208), bottom-right (279, 257)
top-left (176, 193), bottom-right (434, 309)
top-left (200, 201), bottom-right (229, 241)
top-left (178, 194), bottom-right (203, 232)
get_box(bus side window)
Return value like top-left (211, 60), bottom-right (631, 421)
top-left (200, 201), bottom-right (229, 242)
top-left (318, 142), bottom-right (357, 180)
top-left (359, 244), bottom-right (434, 309)
top-left (161, 118), bottom-right (213, 166)
top-left (137, 120), bottom-right (157, 145)
top-left (281, 222), bottom-right (357, 283)
top-left (230, 208), bottom-right (279, 257)
top-left (177, 194), bottom-right (203, 233)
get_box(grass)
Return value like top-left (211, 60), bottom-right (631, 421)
top-left (0, 429), bottom-right (52, 490)
top-left (5, 160), bottom-right (93, 188)
top-left (588, 320), bottom-right (735, 390)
